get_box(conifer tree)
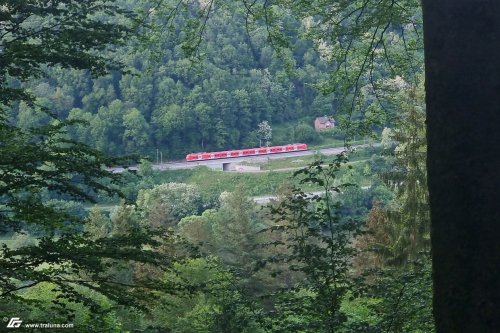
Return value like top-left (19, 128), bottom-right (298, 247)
top-left (0, 1), bottom-right (173, 323)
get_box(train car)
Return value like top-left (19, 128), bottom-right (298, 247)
top-left (185, 143), bottom-right (308, 161)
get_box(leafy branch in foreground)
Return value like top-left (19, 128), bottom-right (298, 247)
top-left (0, 0), bottom-right (135, 105)
top-left (0, 0), bottom-right (181, 326)
top-left (365, 255), bottom-right (434, 333)
top-left (0, 116), bottom-right (176, 322)
top-left (262, 153), bottom-right (362, 333)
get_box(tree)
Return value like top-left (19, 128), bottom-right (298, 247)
top-left (375, 75), bottom-right (429, 266)
top-left (257, 120), bottom-right (272, 147)
top-left (91, 99), bottom-right (126, 154)
top-left (265, 154), bottom-right (361, 333)
top-left (122, 107), bottom-right (151, 154)
top-left (194, 102), bottom-right (213, 150)
top-left (360, 256), bottom-right (434, 333)
top-left (422, 1), bottom-right (500, 331)
top-left (136, 182), bottom-right (203, 224)
top-left (0, 1), bottom-right (133, 105)
top-left (67, 108), bottom-right (94, 144)
top-left (294, 123), bottom-right (320, 144)
top-left (17, 101), bottom-right (51, 130)
top-left (0, 0), bottom-right (173, 324)
top-left (178, 210), bottom-right (216, 254)
top-left (0, 115), bottom-right (171, 323)
top-left (352, 201), bottom-right (391, 272)
top-left (153, 257), bottom-right (263, 333)
top-left (211, 187), bottom-right (263, 275)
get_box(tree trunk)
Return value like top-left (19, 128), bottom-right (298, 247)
top-left (422, 1), bottom-right (500, 332)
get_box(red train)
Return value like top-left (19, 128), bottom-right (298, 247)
top-left (186, 143), bottom-right (308, 161)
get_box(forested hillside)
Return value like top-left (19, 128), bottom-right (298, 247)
top-left (4, 1), bottom-right (347, 159)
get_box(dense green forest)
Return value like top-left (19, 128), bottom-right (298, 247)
top-left (4, 0), bottom-right (496, 332)
top-left (3, 0), bottom-right (351, 159)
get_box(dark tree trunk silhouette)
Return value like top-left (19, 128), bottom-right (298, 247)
top-left (422, 1), bottom-right (500, 332)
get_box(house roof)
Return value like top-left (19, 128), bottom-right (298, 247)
top-left (316, 116), bottom-right (334, 124)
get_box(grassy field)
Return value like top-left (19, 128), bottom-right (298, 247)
top-left (151, 167), bottom-right (297, 202)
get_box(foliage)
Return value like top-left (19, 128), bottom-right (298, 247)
top-left (257, 120), bottom-right (273, 147)
top-left (211, 188), bottom-right (262, 267)
top-left (1, 0), bottom-right (424, 159)
top-left (5, 0), bottom-right (420, 160)
top-left (353, 201), bottom-right (392, 272)
top-left (140, 0), bottom-right (423, 143)
top-left (120, 166), bottom-right (297, 205)
top-left (351, 256), bottom-right (434, 333)
top-left (177, 187), bottom-right (270, 298)
top-left (338, 181), bottom-right (393, 221)
top-left (136, 182), bottom-right (203, 224)
top-left (294, 123), bottom-right (321, 143)
top-left (178, 210), bottom-right (216, 254)
top-left (379, 75), bottom-right (429, 265)
top-left (152, 257), bottom-right (264, 333)
top-left (0, 0), bottom-right (134, 105)
top-left (0, 0), bottom-right (177, 325)
top-left (263, 153), bottom-right (362, 332)
top-left (13, 282), bottom-right (123, 333)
